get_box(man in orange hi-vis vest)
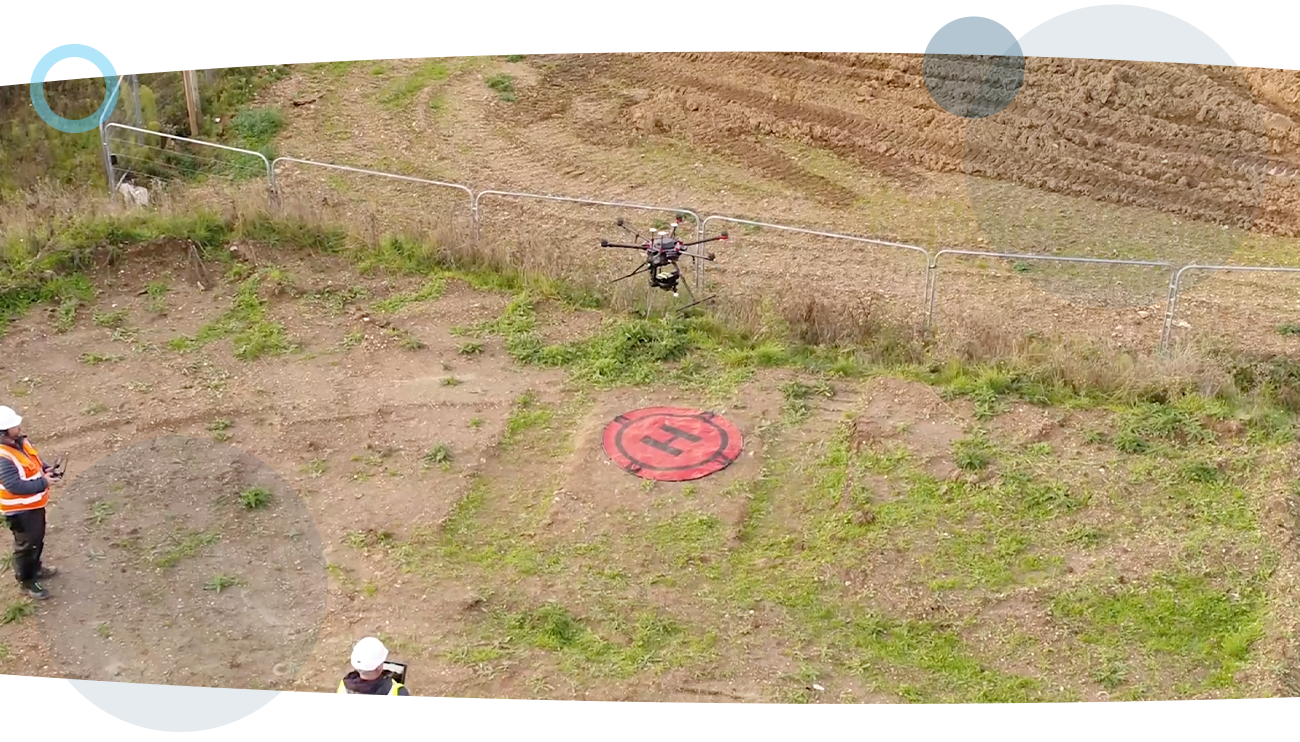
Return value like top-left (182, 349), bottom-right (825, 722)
top-left (0, 407), bottom-right (61, 600)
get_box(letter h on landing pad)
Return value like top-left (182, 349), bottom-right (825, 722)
top-left (602, 407), bottom-right (745, 483)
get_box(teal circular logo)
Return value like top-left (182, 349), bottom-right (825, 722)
top-left (30, 44), bottom-right (119, 133)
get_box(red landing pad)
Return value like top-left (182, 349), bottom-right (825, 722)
top-left (602, 407), bottom-right (744, 482)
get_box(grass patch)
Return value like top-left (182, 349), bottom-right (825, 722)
top-left (207, 418), bottom-right (234, 441)
top-left (953, 429), bottom-right (995, 471)
top-left (238, 486), bottom-right (273, 509)
top-left (479, 295), bottom-right (721, 390)
top-left (309, 50), bottom-right (390, 79)
top-left (88, 500), bottom-right (116, 527)
top-left (501, 390), bottom-right (555, 449)
top-left (1049, 571), bottom-right (1266, 692)
top-left (379, 61), bottom-right (451, 109)
top-left (151, 529), bottom-right (220, 569)
top-left (1112, 397), bottom-right (1223, 455)
top-left (168, 271), bottom-right (294, 360)
top-left (780, 379), bottom-right (833, 423)
top-left (467, 601), bottom-right (713, 680)
top-left (1, 602), bottom-right (34, 625)
top-left (91, 308), bottom-right (128, 328)
top-left (204, 574), bottom-right (244, 593)
top-left (423, 444), bottom-right (453, 470)
top-left (486, 74), bottom-right (517, 102)
top-left (372, 276), bottom-right (446, 313)
top-left (80, 352), bottom-right (123, 365)
top-left (227, 107), bottom-right (286, 160)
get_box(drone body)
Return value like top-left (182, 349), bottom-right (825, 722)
top-left (599, 216), bottom-right (728, 309)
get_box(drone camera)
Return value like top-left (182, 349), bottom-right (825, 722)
top-left (382, 661), bottom-right (408, 685)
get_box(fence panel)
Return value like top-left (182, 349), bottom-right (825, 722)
top-left (473, 190), bottom-right (701, 307)
top-left (1163, 265), bottom-right (1300, 356)
top-left (104, 122), bottom-right (272, 208)
top-left (694, 216), bottom-right (932, 341)
top-left (271, 158), bottom-right (474, 255)
top-left (928, 250), bottom-right (1175, 353)
top-left (95, 50), bottom-right (145, 187)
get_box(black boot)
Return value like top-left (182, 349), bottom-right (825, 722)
top-left (21, 580), bottom-right (49, 600)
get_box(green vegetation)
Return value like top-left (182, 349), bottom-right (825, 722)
top-left (379, 61), bottom-right (451, 109)
top-left (1, 601), bottom-right (34, 625)
top-left (486, 74), bottom-right (517, 102)
top-left (204, 574), bottom-right (244, 593)
top-left (151, 529), bottom-right (221, 569)
top-left (238, 486), bottom-right (273, 509)
top-left (227, 107), bottom-right (286, 159)
top-left (169, 269), bottom-right (295, 360)
top-left (0, 66), bottom-right (290, 195)
top-left (1, 205), bottom-right (1296, 702)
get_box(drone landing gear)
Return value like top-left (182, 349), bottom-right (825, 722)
top-left (643, 267), bottom-right (714, 319)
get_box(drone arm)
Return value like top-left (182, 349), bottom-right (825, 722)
top-left (680, 233), bottom-right (729, 248)
top-left (676, 250), bottom-right (717, 262)
top-left (600, 241), bottom-right (648, 251)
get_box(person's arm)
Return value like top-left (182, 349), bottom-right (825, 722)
top-left (0, 458), bottom-right (47, 495)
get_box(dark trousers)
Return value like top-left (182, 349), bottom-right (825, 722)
top-left (5, 508), bottom-right (45, 584)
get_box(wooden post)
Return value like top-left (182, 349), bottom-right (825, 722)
top-left (181, 70), bottom-right (202, 137)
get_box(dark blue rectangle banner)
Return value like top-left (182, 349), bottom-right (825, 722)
top-left (925, 3), bottom-right (1268, 67)
top-left (31, 675), bottom-right (330, 732)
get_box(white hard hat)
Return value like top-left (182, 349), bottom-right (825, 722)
top-left (0, 407), bottom-right (21, 432)
top-left (350, 636), bottom-right (388, 672)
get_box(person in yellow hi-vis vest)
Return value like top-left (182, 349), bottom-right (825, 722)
top-left (338, 637), bottom-right (410, 695)
top-left (0, 406), bottom-right (61, 601)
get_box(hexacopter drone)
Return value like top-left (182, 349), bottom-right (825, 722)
top-left (599, 215), bottom-right (728, 313)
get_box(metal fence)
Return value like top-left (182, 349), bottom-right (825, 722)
top-left (99, 124), bottom-right (1300, 354)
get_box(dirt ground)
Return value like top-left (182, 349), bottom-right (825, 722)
top-left (200, 52), bottom-right (1300, 358)
top-left (0, 240), bottom-right (1287, 702)
top-left (10, 53), bottom-right (1300, 702)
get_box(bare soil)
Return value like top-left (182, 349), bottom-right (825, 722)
top-left (236, 53), bottom-right (1300, 358)
top-left (0, 247), bottom-right (1282, 701)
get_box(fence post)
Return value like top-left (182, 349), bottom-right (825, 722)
top-left (1158, 267), bottom-right (1183, 351)
top-left (128, 74), bottom-right (143, 136)
top-left (267, 158), bottom-right (279, 210)
top-left (923, 259), bottom-right (938, 332)
top-left (100, 122), bottom-right (116, 193)
top-left (471, 192), bottom-right (482, 246)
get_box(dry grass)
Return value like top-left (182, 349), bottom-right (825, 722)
top-left (0, 180), bottom-right (1291, 415)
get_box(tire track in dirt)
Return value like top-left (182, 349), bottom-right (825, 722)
top-left (629, 72), bottom-right (932, 191)
top-left (491, 51), bottom-right (868, 206)
top-left (958, 57), bottom-right (1275, 232)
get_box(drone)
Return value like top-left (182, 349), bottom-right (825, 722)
top-left (599, 215), bottom-right (728, 313)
